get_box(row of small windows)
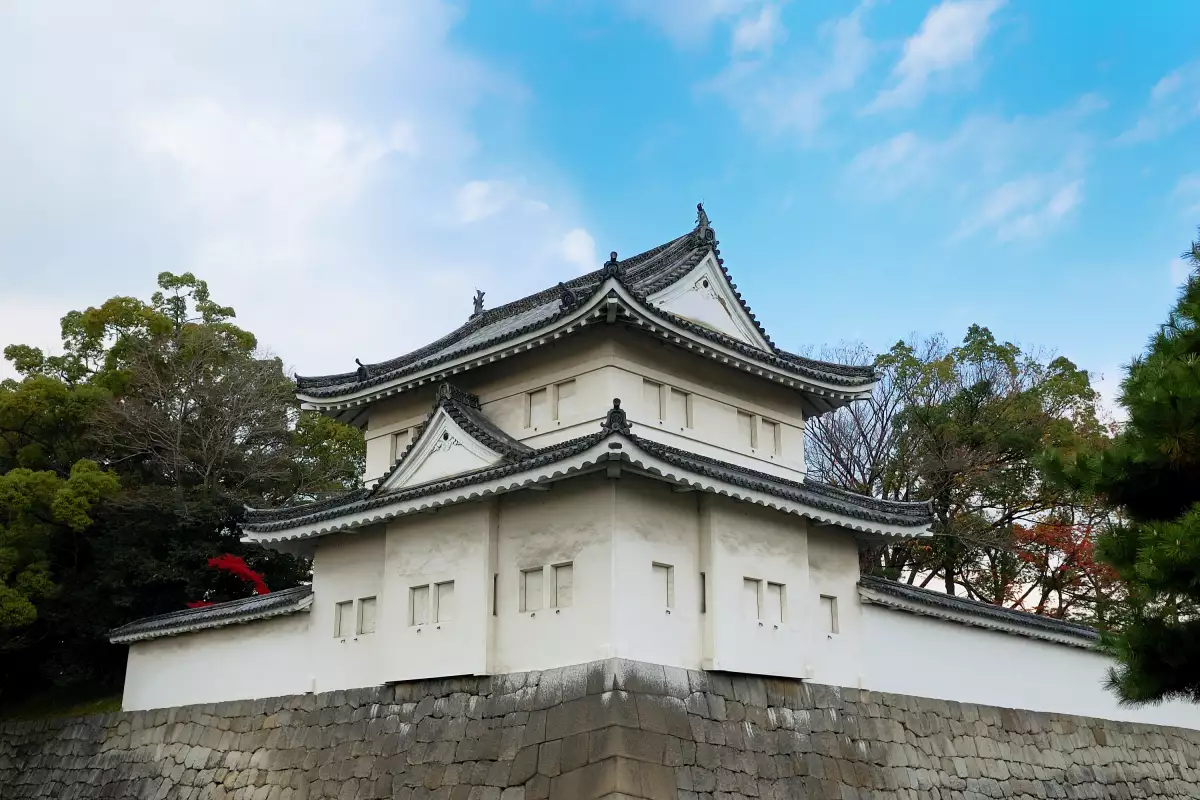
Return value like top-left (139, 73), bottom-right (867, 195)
top-left (518, 562), bottom-right (573, 612)
top-left (336, 570), bottom-right (837, 634)
top-left (643, 379), bottom-right (692, 428)
top-left (526, 380), bottom-right (577, 429)
top-left (736, 411), bottom-right (781, 456)
top-left (334, 596), bottom-right (376, 639)
top-left (410, 581), bottom-right (456, 626)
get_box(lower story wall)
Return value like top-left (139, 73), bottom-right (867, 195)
top-left (3, 659), bottom-right (1200, 800)
top-left (861, 605), bottom-right (1200, 730)
top-left (123, 613), bottom-right (313, 711)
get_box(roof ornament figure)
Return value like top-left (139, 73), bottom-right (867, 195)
top-left (435, 381), bottom-right (482, 409)
top-left (472, 289), bottom-right (485, 317)
top-left (557, 281), bottom-right (579, 311)
top-left (354, 358), bottom-right (371, 382)
top-left (695, 202), bottom-right (715, 242)
top-left (600, 398), bottom-right (632, 435)
top-left (601, 251), bottom-right (621, 279)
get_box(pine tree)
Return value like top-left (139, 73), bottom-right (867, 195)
top-left (1079, 230), bottom-right (1200, 703)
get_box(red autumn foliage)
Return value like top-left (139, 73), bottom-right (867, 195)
top-left (1005, 521), bottom-right (1119, 619)
top-left (207, 553), bottom-right (270, 595)
top-left (185, 554), bottom-right (270, 608)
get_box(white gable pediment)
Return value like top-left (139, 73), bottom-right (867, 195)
top-left (378, 408), bottom-right (503, 492)
top-left (647, 255), bottom-right (771, 350)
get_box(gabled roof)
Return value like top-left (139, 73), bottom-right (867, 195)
top-left (373, 383), bottom-right (532, 492)
top-left (294, 206), bottom-right (876, 416)
top-left (858, 576), bottom-right (1099, 648)
top-left (243, 398), bottom-right (934, 543)
top-left (109, 585), bottom-right (313, 644)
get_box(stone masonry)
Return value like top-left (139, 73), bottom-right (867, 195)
top-left (3, 659), bottom-right (1200, 799)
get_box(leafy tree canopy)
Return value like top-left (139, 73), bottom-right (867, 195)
top-left (1051, 231), bottom-right (1200, 704)
top-left (806, 325), bottom-right (1115, 625)
top-left (0, 272), bottom-right (363, 702)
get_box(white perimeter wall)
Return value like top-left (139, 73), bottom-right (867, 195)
top-left (121, 613), bottom-right (311, 711)
top-left (861, 604), bottom-right (1200, 730)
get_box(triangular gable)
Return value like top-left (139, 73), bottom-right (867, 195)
top-left (646, 253), bottom-right (772, 351)
top-left (377, 405), bottom-right (504, 492)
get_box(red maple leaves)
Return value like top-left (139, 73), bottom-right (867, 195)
top-left (185, 554), bottom-right (269, 608)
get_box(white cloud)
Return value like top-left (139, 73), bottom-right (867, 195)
top-left (1174, 173), bottom-right (1200, 217)
top-left (732, 4), bottom-right (785, 56)
top-left (958, 177), bottom-right (1082, 242)
top-left (0, 1), bottom-right (590, 380)
top-left (456, 180), bottom-right (518, 224)
top-left (708, 6), bottom-right (872, 140)
top-left (1118, 60), bottom-right (1200, 143)
top-left (1171, 256), bottom-right (1194, 287)
top-left (846, 96), bottom-right (1100, 242)
top-left (620, 0), bottom-right (757, 46)
top-left (560, 228), bottom-right (597, 273)
top-left (869, 0), bottom-right (1005, 112)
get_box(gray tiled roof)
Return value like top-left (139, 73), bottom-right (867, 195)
top-left (368, 384), bottom-right (533, 492)
top-left (242, 406), bottom-right (933, 535)
top-left (858, 576), bottom-right (1100, 641)
top-left (295, 219), bottom-right (876, 399)
top-left (109, 585), bottom-right (313, 643)
top-left (636, 439), bottom-right (934, 528)
top-left (243, 432), bottom-right (603, 533)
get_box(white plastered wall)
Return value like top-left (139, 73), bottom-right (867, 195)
top-left (121, 613), bottom-right (312, 711)
top-left (361, 328), bottom-right (812, 485)
top-left (491, 474), bottom-right (616, 673)
top-left (122, 475), bottom-right (867, 708)
top-left (381, 503), bottom-right (495, 681)
top-left (310, 528), bottom-right (386, 691)
top-left (702, 496), bottom-right (811, 677)
top-left (804, 527), bottom-right (865, 687)
top-left (611, 477), bottom-right (704, 669)
top-left (861, 604), bottom-right (1200, 729)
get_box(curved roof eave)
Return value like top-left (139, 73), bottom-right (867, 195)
top-left (296, 280), bottom-right (877, 413)
top-left (241, 434), bottom-right (932, 545)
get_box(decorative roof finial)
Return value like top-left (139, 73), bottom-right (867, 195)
top-left (472, 289), bottom-right (485, 317)
top-left (695, 202), bottom-right (714, 241)
top-left (355, 358), bottom-right (371, 382)
top-left (557, 281), bottom-right (579, 311)
top-left (435, 381), bottom-right (482, 409)
top-left (600, 398), bottom-right (632, 435)
top-left (601, 251), bottom-right (621, 279)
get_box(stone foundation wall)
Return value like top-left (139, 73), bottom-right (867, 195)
top-left (3, 659), bottom-right (1200, 799)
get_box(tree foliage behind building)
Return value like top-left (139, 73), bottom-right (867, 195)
top-left (0, 273), bottom-right (363, 702)
top-left (1049, 231), bottom-right (1200, 704)
top-left (805, 326), bottom-right (1119, 626)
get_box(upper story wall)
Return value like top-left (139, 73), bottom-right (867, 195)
top-left (361, 327), bottom-right (810, 483)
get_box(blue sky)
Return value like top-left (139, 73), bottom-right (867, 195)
top-left (2, 1), bottom-right (1198, 410)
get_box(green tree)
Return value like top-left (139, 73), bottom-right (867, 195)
top-left (0, 461), bottom-right (118, 631)
top-left (806, 327), bottom-right (1112, 622)
top-left (0, 272), bottom-right (363, 699)
top-left (1053, 231), bottom-right (1200, 703)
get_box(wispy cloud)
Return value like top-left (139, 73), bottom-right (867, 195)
top-left (619, 0), bottom-right (757, 46)
top-left (846, 95), bottom-right (1102, 242)
top-left (560, 228), bottom-right (597, 273)
top-left (731, 4), bottom-right (785, 56)
top-left (956, 176), bottom-right (1082, 242)
top-left (1174, 173), bottom-right (1200, 217)
top-left (868, 0), bottom-right (1005, 112)
top-left (1118, 60), bottom-right (1200, 144)
top-left (706, 5), bottom-right (872, 141)
top-left (1170, 256), bottom-right (1194, 287)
